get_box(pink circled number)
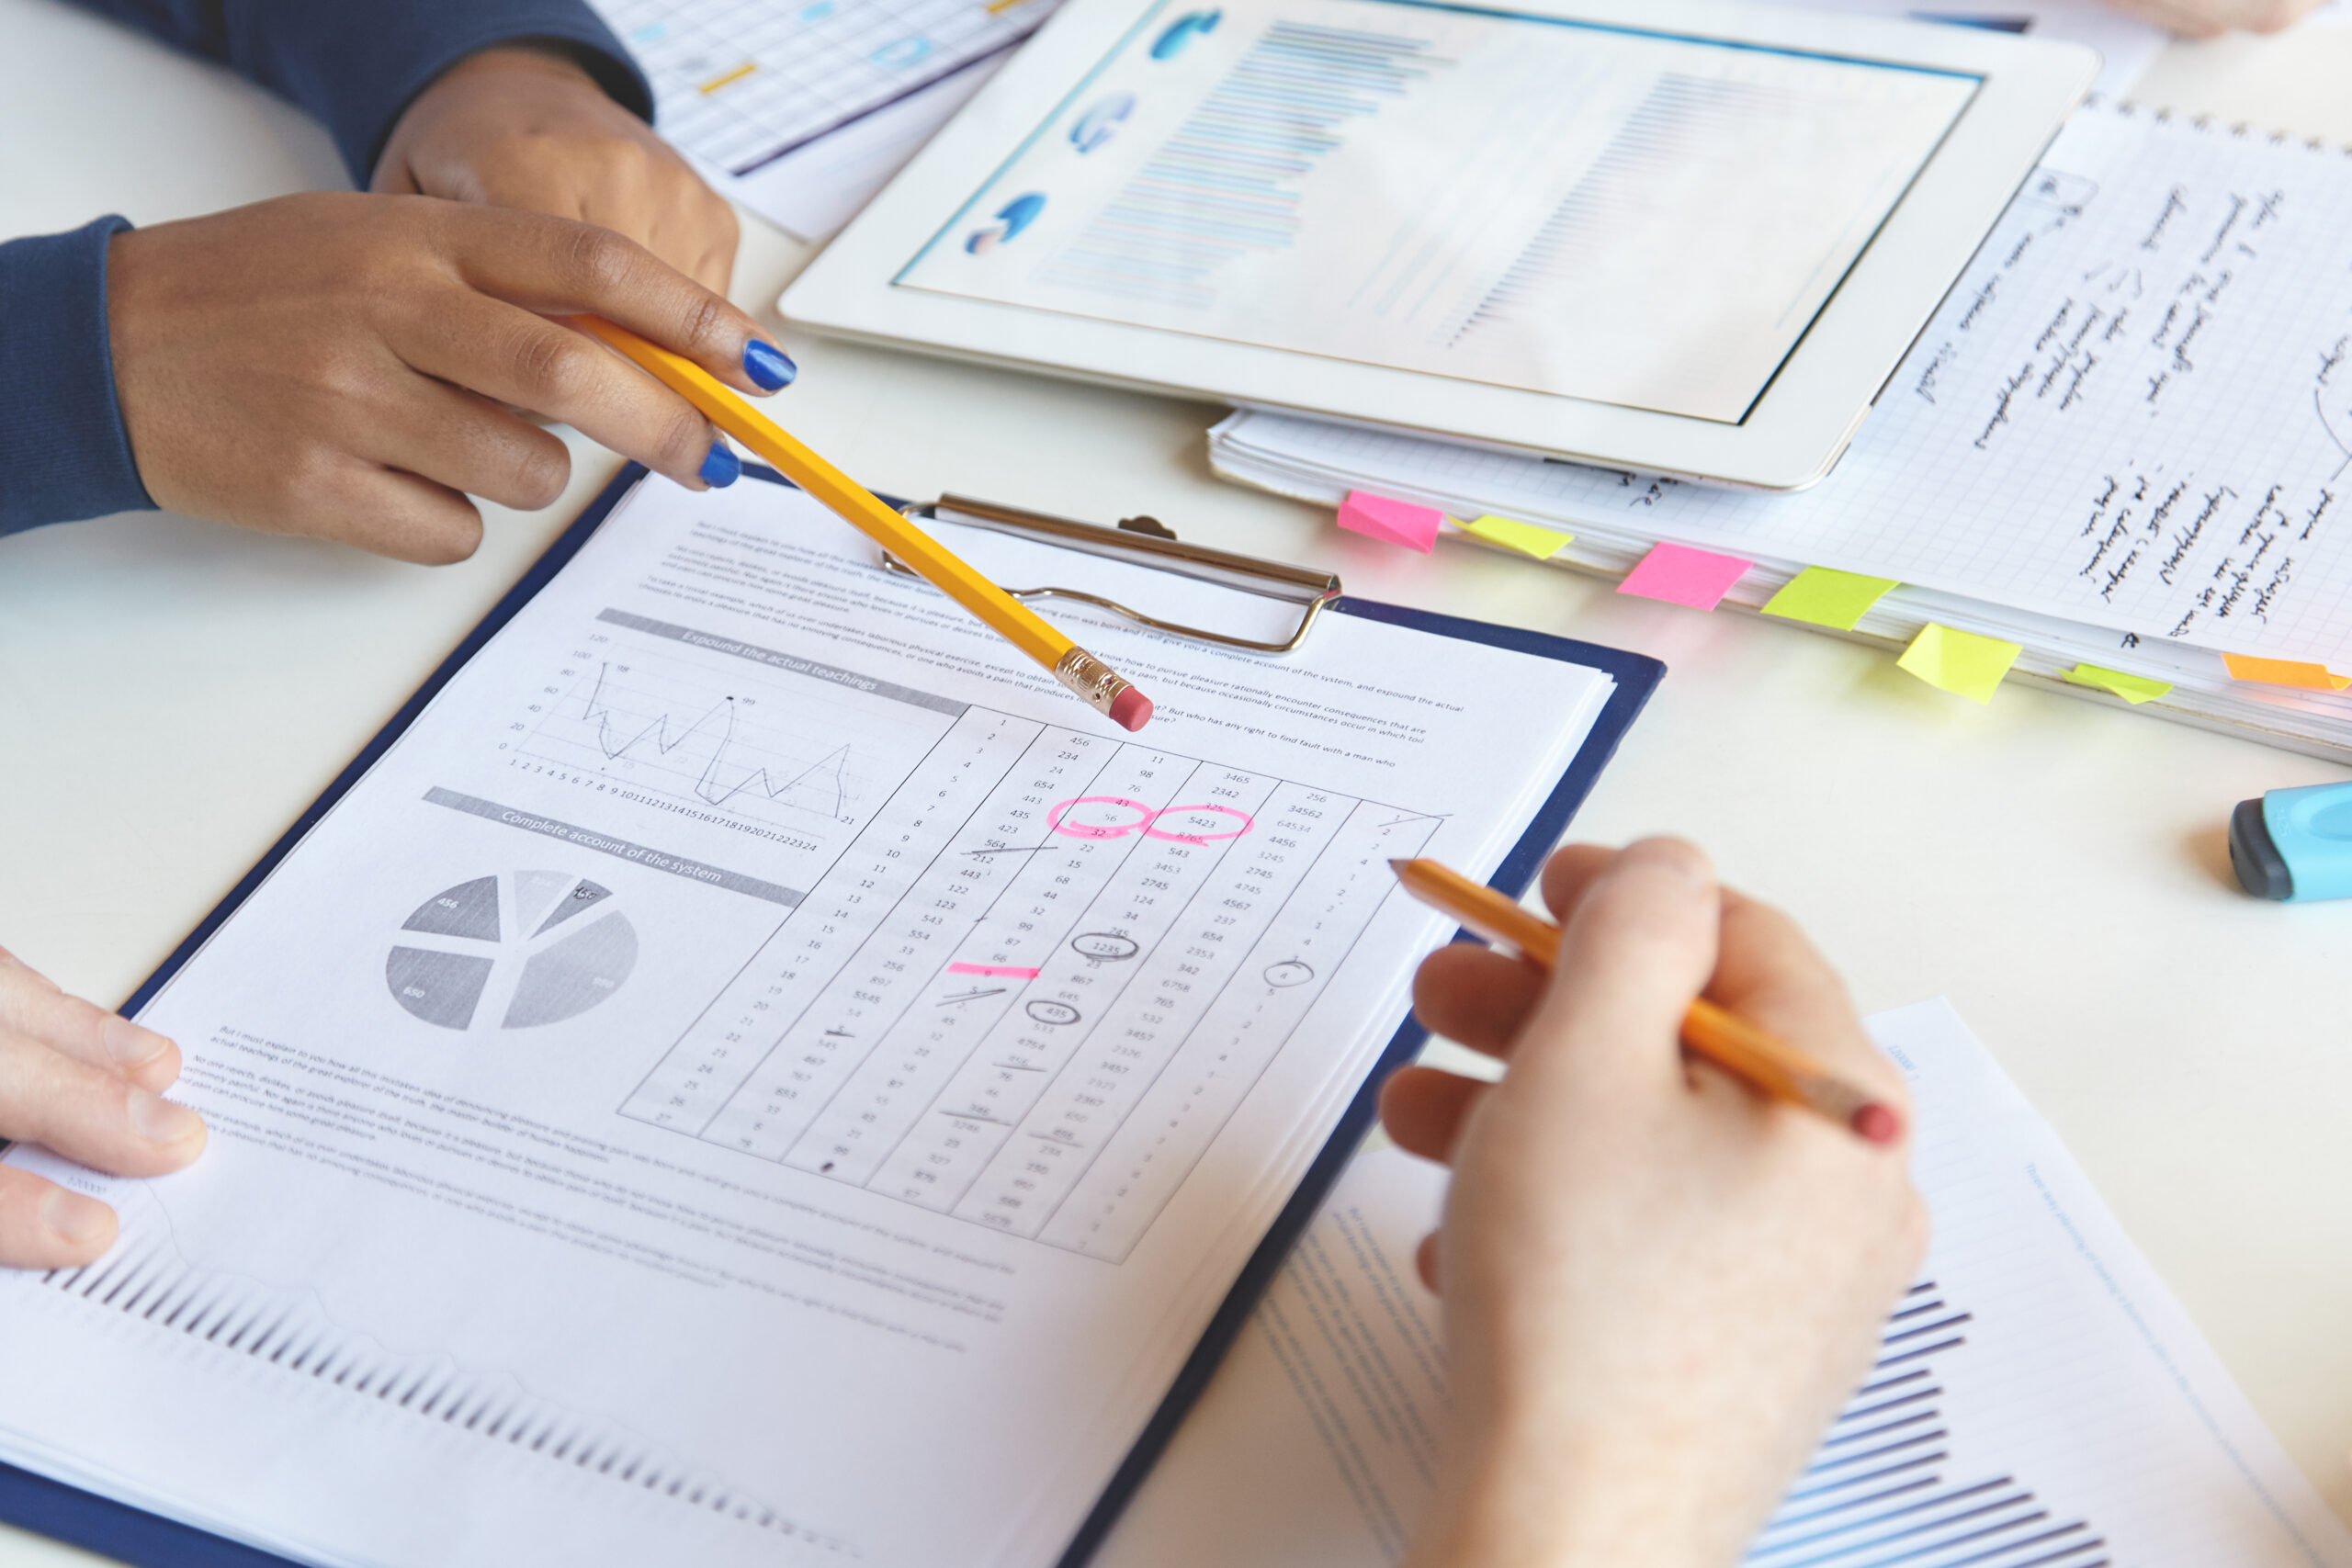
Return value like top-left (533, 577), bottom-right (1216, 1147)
top-left (1144, 805), bottom-right (1255, 843)
top-left (1047, 796), bottom-right (1157, 840)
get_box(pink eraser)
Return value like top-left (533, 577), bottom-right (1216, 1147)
top-left (1337, 491), bottom-right (1442, 553)
top-left (1109, 686), bottom-right (1154, 731)
top-left (1616, 542), bottom-right (1752, 610)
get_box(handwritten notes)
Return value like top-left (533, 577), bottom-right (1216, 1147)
top-left (1337, 491), bottom-right (1442, 553)
top-left (1459, 513), bottom-right (1571, 560)
top-left (1761, 567), bottom-right (1900, 630)
top-left (2221, 653), bottom-right (2352, 691)
top-left (1218, 105), bottom-right (2352, 669)
top-left (1616, 543), bottom-right (1751, 610)
top-left (1900, 624), bottom-right (2021, 703)
top-left (2065, 664), bottom-right (2172, 704)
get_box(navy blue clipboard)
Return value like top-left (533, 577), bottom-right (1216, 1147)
top-left (0, 462), bottom-right (1662, 1568)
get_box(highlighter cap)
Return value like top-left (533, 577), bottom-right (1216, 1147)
top-left (2231, 782), bottom-right (2352, 901)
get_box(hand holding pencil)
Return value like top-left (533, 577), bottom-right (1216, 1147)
top-left (1379, 840), bottom-right (1928, 1568)
top-left (1390, 855), bottom-right (1902, 1143)
top-left (572, 315), bottom-right (1155, 731)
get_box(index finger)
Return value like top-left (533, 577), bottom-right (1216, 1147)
top-left (1706, 888), bottom-right (1909, 1111)
top-left (440, 207), bottom-right (794, 399)
top-left (0, 950), bottom-right (179, 1094)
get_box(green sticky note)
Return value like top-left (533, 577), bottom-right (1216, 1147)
top-left (1459, 513), bottom-right (1572, 560)
top-left (1760, 566), bottom-right (1900, 631)
top-left (1897, 624), bottom-right (2020, 704)
top-left (2065, 663), bottom-right (2171, 705)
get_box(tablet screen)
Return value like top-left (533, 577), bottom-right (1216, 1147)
top-left (895, 0), bottom-right (1980, 423)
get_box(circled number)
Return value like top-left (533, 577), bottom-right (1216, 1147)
top-left (1046, 798), bottom-right (1257, 843)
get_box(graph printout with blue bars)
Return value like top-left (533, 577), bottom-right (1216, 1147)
top-left (594, 0), bottom-right (1065, 176)
top-left (899, 0), bottom-right (1981, 423)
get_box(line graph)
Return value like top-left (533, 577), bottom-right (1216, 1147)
top-left (518, 651), bottom-right (889, 835)
top-left (577, 663), bottom-right (854, 816)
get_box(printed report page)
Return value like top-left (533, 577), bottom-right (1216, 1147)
top-left (0, 473), bottom-right (1612, 1568)
top-left (897, 0), bottom-right (1979, 422)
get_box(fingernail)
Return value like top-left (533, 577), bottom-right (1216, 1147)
top-left (101, 1014), bottom-right (171, 1070)
top-left (742, 339), bottom-right (796, 391)
top-left (129, 1089), bottom-right (202, 1145)
top-left (1619, 837), bottom-right (1713, 888)
top-left (699, 439), bottom-right (741, 489)
top-left (41, 1187), bottom-right (111, 1247)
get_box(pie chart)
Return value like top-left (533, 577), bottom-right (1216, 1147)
top-left (386, 871), bottom-right (638, 1032)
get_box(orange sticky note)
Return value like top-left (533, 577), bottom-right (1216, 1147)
top-left (2221, 653), bottom-right (2352, 691)
top-left (1616, 543), bottom-right (1752, 610)
top-left (1338, 491), bottom-right (1443, 553)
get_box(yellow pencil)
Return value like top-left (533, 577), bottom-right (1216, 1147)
top-left (572, 315), bottom-right (1155, 731)
top-left (1387, 858), bottom-right (1903, 1145)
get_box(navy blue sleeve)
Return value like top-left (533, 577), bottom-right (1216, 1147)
top-left (66, 0), bottom-right (653, 186)
top-left (0, 218), bottom-right (152, 537)
top-left (0, 2), bottom-right (655, 537)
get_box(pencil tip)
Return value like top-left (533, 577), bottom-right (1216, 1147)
top-left (1387, 858), bottom-right (1412, 874)
top-left (1851, 1102), bottom-right (1905, 1145)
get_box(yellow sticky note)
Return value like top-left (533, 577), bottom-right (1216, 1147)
top-left (2221, 653), bottom-right (2352, 691)
top-left (1459, 513), bottom-right (1572, 560)
top-left (2064, 664), bottom-right (2171, 705)
top-left (1897, 624), bottom-right (2020, 704)
top-left (1760, 567), bottom-right (1899, 631)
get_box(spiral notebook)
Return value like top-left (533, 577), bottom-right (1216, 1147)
top-left (1210, 97), bottom-right (2352, 760)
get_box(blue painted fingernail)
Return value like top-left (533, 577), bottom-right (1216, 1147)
top-left (743, 339), bottom-right (797, 390)
top-left (700, 439), bottom-right (741, 488)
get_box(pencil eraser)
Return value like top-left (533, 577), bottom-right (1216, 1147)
top-left (1109, 687), bottom-right (1154, 731)
top-left (2232, 783), bottom-right (2352, 901)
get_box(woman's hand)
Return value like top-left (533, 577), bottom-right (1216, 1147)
top-left (0, 949), bottom-right (203, 1269)
top-left (107, 193), bottom-right (794, 562)
top-left (1384, 840), bottom-right (1928, 1568)
top-left (2102, 0), bottom-right (2322, 34)
top-left (374, 45), bottom-right (741, 295)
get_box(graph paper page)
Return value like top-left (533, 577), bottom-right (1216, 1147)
top-left (897, 0), bottom-right (1978, 423)
top-left (1100, 1002), bottom-right (2352, 1568)
top-left (594, 0), bottom-right (1064, 177)
top-left (0, 476), bottom-right (1613, 1568)
top-left (1215, 101), bottom-right (2352, 669)
top-left (587, 0), bottom-right (1066, 239)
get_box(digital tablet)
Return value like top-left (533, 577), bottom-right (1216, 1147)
top-left (778, 0), bottom-right (2097, 491)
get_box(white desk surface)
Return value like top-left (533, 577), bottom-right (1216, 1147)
top-left (6, 2), bottom-right (2352, 1562)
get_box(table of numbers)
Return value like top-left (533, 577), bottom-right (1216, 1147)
top-left (619, 705), bottom-right (1437, 1260)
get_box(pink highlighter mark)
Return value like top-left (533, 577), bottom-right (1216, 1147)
top-left (1145, 804), bottom-right (1255, 844)
top-left (949, 962), bottom-right (1042, 979)
top-left (1616, 542), bottom-right (1753, 611)
top-left (1048, 796), bottom-right (1156, 840)
top-left (1337, 491), bottom-right (1443, 553)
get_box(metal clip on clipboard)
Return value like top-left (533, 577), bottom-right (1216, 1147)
top-left (883, 494), bottom-right (1342, 655)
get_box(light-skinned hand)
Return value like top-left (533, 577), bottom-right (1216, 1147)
top-left (106, 193), bottom-right (796, 563)
top-left (373, 45), bottom-right (742, 296)
top-left (0, 949), bottom-right (203, 1270)
top-left (2103, 0), bottom-right (2322, 34)
top-left (1383, 840), bottom-right (1928, 1568)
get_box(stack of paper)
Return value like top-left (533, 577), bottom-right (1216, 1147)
top-left (1211, 98), bottom-right (2352, 761)
top-left (1102, 1000), bottom-right (2352, 1568)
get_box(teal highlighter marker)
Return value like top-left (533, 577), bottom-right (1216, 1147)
top-left (2230, 783), bottom-right (2352, 900)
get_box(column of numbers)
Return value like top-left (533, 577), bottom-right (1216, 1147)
top-left (864, 768), bottom-right (1285, 1210)
top-left (617, 708), bottom-right (1036, 1134)
top-left (780, 740), bottom-right (1206, 1183)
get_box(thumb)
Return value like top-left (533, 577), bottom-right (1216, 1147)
top-left (1515, 838), bottom-right (1720, 1094)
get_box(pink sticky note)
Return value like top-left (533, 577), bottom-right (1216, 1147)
top-left (1337, 491), bottom-right (1442, 553)
top-left (1615, 542), bottom-right (1753, 610)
